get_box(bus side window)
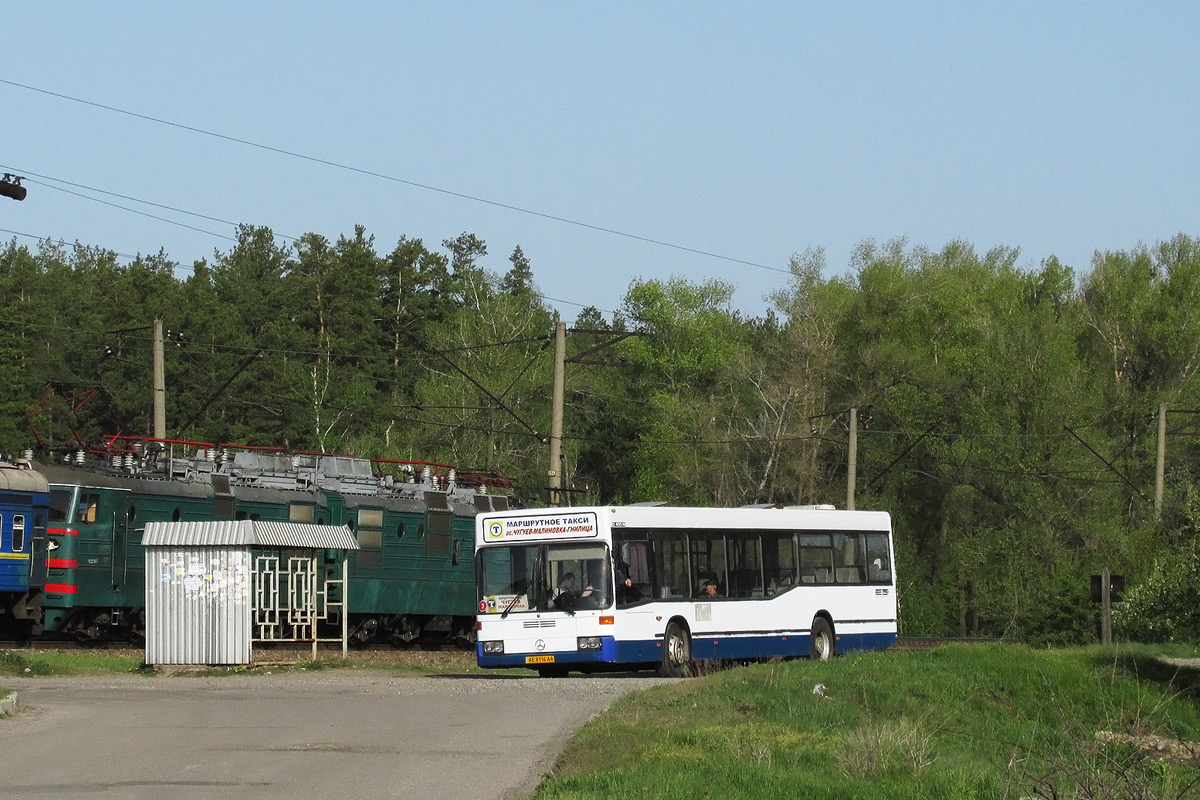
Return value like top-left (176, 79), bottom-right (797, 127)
top-left (832, 533), bottom-right (865, 584)
top-left (616, 540), bottom-right (651, 606)
top-left (652, 531), bottom-right (690, 601)
top-left (761, 532), bottom-right (798, 594)
top-left (798, 533), bottom-right (832, 584)
top-left (865, 533), bottom-right (891, 583)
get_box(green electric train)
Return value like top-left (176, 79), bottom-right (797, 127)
top-left (37, 439), bottom-right (510, 644)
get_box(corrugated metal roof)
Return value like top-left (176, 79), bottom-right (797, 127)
top-left (142, 520), bottom-right (359, 549)
top-left (250, 520), bottom-right (359, 549)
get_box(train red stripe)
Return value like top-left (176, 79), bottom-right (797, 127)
top-left (47, 558), bottom-right (77, 568)
top-left (43, 583), bottom-right (77, 594)
top-left (48, 527), bottom-right (79, 536)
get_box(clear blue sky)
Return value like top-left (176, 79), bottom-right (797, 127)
top-left (2, 4), bottom-right (1196, 321)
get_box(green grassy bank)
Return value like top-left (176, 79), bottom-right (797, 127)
top-left (536, 645), bottom-right (1200, 800)
top-left (0, 647), bottom-right (494, 678)
top-left (0, 648), bottom-right (145, 676)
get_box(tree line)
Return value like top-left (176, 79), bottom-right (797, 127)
top-left (3, 226), bottom-right (1200, 645)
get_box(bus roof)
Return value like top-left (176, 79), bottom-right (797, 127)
top-left (476, 505), bottom-right (891, 545)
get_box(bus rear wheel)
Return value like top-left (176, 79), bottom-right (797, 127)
top-left (660, 621), bottom-right (691, 678)
top-left (810, 617), bottom-right (834, 660)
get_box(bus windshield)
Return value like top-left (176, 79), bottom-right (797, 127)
top-left (478, 542), bottom-right (613, 615)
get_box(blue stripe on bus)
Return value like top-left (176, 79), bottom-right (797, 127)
top-left (476, 630), bottom-right (897, 669)
top-left (688, 630), bottom-right (896, 660)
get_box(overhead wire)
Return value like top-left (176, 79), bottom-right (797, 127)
top-left (1, 163), bottom-right (616, 311)
top-left (0, 315), bottom-right (1139, 450)
top-left (0, 165), bottom-right (297, 242)
top-left (0, 77), bottom-right (791, 276)
top-left (10, 312), bottom-right (1153, 461)
top-left (21, 178), bottom-right (237, 242)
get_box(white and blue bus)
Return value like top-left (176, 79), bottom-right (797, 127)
top-left (474, 504), bottom-right (897, 677)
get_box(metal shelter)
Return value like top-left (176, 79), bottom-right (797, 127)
top-left (142, 520), bottom-right (358, 666)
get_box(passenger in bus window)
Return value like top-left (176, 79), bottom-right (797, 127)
top-left (583, 560), bottom-right (633, 607)
top-left (552, 572), bottom-right (576, 608)
top-left (614, 562), bottom-right (633, 591)
top-left (702, 579), bottom-right (719, 598)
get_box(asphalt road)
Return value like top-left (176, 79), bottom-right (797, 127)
top-left (2, 670), bottom-right (670, 800)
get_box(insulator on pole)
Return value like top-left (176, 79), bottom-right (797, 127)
top-left (0, 176), bottom-right (27, 201)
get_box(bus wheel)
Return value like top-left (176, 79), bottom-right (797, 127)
top-left (660, 621), bottom-right (691, 678)
top-left (810, 617), bottom-right (834, 660)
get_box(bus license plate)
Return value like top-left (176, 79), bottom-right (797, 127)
top-left (526, 655), bottom-right (555, 664)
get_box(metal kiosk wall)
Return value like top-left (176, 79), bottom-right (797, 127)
top-left (142, 520), bottom-right (358, 666)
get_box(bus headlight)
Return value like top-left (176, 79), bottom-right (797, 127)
top-left (577, 636), bottom-right (602, 651)
top-left (481, 640), bottom-right (505, 655)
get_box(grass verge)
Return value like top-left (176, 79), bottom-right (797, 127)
top-left (534, 644), bottom-right (1200, 800)
top-left (0, 648), bottom-right (147, 676)
top-left (0, 646), bottom-right (511, 678)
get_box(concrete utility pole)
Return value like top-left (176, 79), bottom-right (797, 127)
top-left (846, 407), bottom-right (857, 510)
top-left (1155, 402), bottom-right (1167, 516)
top-left (153, 319), bottom-right (166, 440)
top-left (547, 322), bottom-right (566, 507)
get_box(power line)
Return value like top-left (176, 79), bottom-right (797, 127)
top-left (0, 164), bottom-right (299, 243)
top-left (2, 209), bottom-right (614, 312)
top-left (22, 178), bottom-right (237, 242)
top-left (0, 315), bottom-right (573, 365)
top-left (1, 77), bottom-right (790, 277)
top-left (0, 227), bottom-right (142, 262)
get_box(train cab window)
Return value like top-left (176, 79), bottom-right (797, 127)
top-left (417, 523), bottom-right (425, 539)
top-left (347, 519), bottom-right (356, 532)
top-left (214, 496), bottom-right (235, 519)
top-left (236, 511), bottom-right (248, 521)
top-left (126, 504), bottom-right (137, 523)
top-left (49, 489), bottom-right (73, 522)
top-left (355, 509), bottom-right (383, 568)
top-left (172, 508), bottom-right (182, 522)
top-left (289, 504), bottom-right (315, 523)
top-left (427, 513), bottom-right (451, 552)
top-left (396, 522), bottom-right (406, 539)
top-left (11, 514), bottom-right (24, 552)
top-left (77, 493), bottom-right (100, 524)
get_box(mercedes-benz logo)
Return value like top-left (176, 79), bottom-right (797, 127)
top-left (535, 639), bottom-right (546, 651)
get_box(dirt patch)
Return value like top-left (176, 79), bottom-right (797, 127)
top-left (1095, 730), bottom-right (1200, 765)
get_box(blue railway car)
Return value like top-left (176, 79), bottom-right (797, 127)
top-left (0, 459), bottom-right (51, 634)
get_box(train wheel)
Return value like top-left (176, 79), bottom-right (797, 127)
top-left (127, 609), bottom-right (146, 644)
top-left (659, 621), bottom-right (691, 678)
top-left (810, 617), bottom-right (834, 660)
